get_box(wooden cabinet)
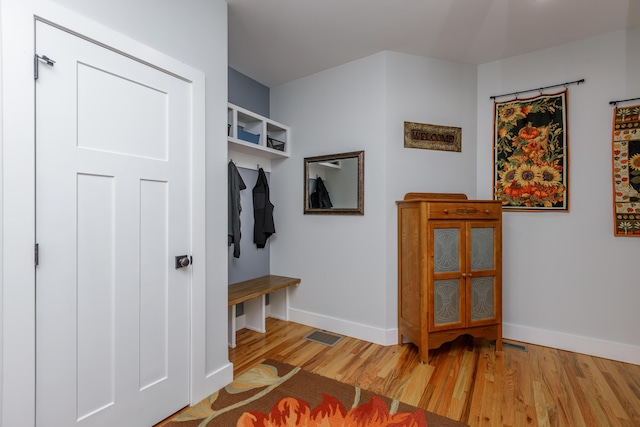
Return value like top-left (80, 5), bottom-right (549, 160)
top-left (397, 193), bottom-right (502, 363)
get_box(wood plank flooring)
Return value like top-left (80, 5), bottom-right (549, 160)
top-left (161, 318), bottom-right (640, 426)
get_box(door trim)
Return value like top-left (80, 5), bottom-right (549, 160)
top-left (1, 1), bottom-right (210, 425)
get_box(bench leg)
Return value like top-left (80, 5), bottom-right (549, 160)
top-left (267, 288), bottom-right (289, 321)
top-left (244, 295), bottom-right (266, 333)
top-left (228, 305), bottom-right (237, 348)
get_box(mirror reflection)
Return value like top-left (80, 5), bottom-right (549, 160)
top-left (304, 151), bottom-right (364, 215)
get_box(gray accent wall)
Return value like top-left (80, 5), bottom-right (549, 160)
top-left (228, 167), bottom-right (271, 284)
top-left (228, 67), bottom-right (270, 117)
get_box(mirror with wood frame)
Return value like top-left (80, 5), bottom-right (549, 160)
top-left (304, 150), bottom-right (364, 215)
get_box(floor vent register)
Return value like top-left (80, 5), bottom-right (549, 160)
top-left (304, 330), bottom-right (344, 347)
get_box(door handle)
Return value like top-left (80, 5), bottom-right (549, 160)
top-left (175, 255), bottom-right (192, 269)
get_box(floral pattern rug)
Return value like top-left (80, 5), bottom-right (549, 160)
top-left (493, 91), bottom-right (569, 211)
top-left (165, 360), bottom-right (468, 427)
top-left (612, 104), bottom-right (640, 236)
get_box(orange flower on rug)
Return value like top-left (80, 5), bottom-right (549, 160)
top-left (237, 394), bottom-right (426, 427)
top-left (165, 360), bottom-right (468, 427)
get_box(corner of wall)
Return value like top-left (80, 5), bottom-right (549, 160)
top-left (0, 3), bottom-right (4, 421)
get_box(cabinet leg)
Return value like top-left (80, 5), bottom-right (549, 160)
top-left (420, 347), bottom-right (430, 365)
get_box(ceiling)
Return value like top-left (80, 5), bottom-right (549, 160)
top-left (227, 0), bottom-right (640, 88)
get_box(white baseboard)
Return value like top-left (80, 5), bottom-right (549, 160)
top-left (239, 309), bottom-right (640, 366)
top-left (504, 323), bottom-right (640, 365)
top-left (198, 361), bottom-right (233, 405)
top-left (288, 308), bottom-right (397, 346)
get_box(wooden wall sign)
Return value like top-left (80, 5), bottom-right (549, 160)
top-left (404, 121), bottom-right (462, 152)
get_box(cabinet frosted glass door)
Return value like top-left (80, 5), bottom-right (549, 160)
top-left (431, 224), bottom-right (464, 330)
top-left (433, 279), bottom-right (461, 325)
top-left (468, 223), bottom-right (500, 326)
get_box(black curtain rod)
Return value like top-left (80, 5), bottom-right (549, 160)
top-left (490, 79), bottom-right (585, 100)
top-left (609, 97), bottom-right (640, 106)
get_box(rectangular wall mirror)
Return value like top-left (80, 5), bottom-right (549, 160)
top-left (304, 150), bottom-right (364, 215)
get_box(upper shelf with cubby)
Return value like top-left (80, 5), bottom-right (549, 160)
top-left (228, 103), bottom-right (291, 159)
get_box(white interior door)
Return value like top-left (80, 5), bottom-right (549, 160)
top-left (35, 20), bottom-right (192, 427)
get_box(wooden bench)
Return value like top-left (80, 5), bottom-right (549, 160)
top-left (228, 275), bottom-right (301, 348)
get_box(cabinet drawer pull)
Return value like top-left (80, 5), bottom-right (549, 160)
top-left (443, 209), bottom-right (449, 214)
top-left (484, 209), bottom-right (490, 214)
top-left (452, 208), bottom-right (478, 215)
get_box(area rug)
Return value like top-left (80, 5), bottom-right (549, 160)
top-left (611, 104), bottom-right (640, 236)
top-left (166, 359), bottom-right (468, 427)
top-left (493, 90), bottom-right (569, 211)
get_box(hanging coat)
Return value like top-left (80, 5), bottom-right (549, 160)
top-left (310, 176), bottom-right (333, 208)
top-left (228, 161), bottom-right (246, 258)
top-left (252, 168), bottom-right (275, 248)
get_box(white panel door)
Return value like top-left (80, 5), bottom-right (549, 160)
top-left (35, 20), bottom-right (192, 427)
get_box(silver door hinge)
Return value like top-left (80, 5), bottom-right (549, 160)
top-left (35, 243), bottom-right (39, 266)
top-left (34, 54), bottom-right (55, 80)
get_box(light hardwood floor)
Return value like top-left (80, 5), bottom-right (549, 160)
top-left (163, 318), bottom-right (640, 427)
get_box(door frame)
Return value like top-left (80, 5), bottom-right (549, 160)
top-left (1, 1), bottom-right (208, 425)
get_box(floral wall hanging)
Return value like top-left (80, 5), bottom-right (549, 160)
top-left (612, 104), bottom-right (640, 236)
top-left (493, 91), bottom-right (569, 211)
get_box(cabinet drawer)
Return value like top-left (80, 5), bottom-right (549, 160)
top-left (427, 202), bottom-right (501, 220)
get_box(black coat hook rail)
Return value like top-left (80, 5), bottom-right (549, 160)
top-left (609, 97), bottom-right (640, 106)
top-left (490, 79), bottom-right (585, 100)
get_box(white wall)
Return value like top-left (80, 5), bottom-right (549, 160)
top-left (270, 52), bottom-right (479, 344)
top-left (0, 0), bottom-right (231, 425)
top-left (0, 8), bottom-right (3, 419)
top-left (270, 53), bottom-right (390, 343)
top-left (272, 36), bottom-right (640, 364)
top-left (477, 27), bottom-right (640, 364)
top-left (384, 52), bottom-right (478, 329)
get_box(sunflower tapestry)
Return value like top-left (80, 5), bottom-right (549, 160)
top-left (612, 104), bottom-right (640, 236)
top-left (493, 91), bottom-right (569, 211)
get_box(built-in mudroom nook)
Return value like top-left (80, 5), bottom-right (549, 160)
top-left (227, 69), bottom-right (300, 347)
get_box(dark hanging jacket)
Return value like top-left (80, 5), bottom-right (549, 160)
top-left (252, 168), bottom-right (275, 248)
top-left (310, 176), bottom-right (333, 208)
top-left (228, 161), bottom-right (246, 258)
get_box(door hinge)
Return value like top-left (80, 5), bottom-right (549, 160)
top-left (35, 243), bottom-right (39, 267)
top-left (34, 54), bottom-right (55, 80)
